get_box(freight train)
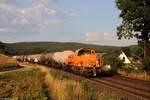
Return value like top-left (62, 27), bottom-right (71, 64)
top-left (14, 48), bottom-right (103, 76)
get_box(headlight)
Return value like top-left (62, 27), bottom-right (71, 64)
top-left (96, 61), bottom-right (99, 64)
top-left (105, 65), bottom-right (111, 69)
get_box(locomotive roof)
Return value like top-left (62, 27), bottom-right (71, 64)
top-left (79, 48), bottom-right (95, 51)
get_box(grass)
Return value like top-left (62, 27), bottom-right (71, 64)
top-left (118, 69), bottom-right (150, 81)
top-left (47, 68), bottom-right (126, 100)
top-left (0, 68), bottom-right (48, 99)
top-left (0, 54), bottom-right (21, 72)
top-left (0, 61), bottom-right (129, 100)
top-left (0, 63), bottom-right (22, 72)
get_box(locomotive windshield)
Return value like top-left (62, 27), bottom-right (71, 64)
top-left (78, 50), bottom-right (91, 56)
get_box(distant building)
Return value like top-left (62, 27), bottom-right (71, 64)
top-left (103, 50), bottom-right (131, 68)
top-left (119, 51), bottom-right (131, 64)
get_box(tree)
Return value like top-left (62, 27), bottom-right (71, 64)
top-left (0, 41), bottom-right (5, 54)
top-left (121, 47), bottom-right (131, 56)
top-left (31, 48), bottom-right (45, 54)
top-left (116, 0), bottom-right (150, 59)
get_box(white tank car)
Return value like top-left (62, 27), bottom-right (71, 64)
top-left (52, 51), bottom-right (74, 64)
top-left (18, 55), bottom-right (24, 61)
top-left (27, 54), bottom-right (42, 63)
top-left (45, 53), bottom-right (53, 63)
top-left (40, 53), bottom-right (53, 64)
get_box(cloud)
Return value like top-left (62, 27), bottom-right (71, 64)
top-left (0, 0), bottom-right (78, 35)
top-left (47, 8), bottom-right (78, 16)
top-left (84, 32), bottom-right (137, 46)
top-left (44, 19), bottom-right (65, 26)
top-left (85, 32), bottom-right (113, 42)
top-left (0, 28), bottom-right (17, 32)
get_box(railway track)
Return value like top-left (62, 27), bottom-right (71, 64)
top-left (89, 76), bottom-right (150, 100)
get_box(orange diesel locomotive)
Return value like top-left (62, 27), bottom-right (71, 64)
top-left (65, 48), bottom-right (102, 76)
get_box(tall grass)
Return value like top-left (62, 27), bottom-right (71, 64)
top-left (0, 56), bottom-right (20, 72)
top-left (0, 68), bottom-right (48, 99)
top-left (118, 69), bottom-right (150, 81)
top-left (47, 68), bottom-right (125, 100)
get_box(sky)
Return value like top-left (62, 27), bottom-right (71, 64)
top-left (0, 0), bottom-right (137, 46)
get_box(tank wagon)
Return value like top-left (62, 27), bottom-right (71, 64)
top-left (15, 48), bottom-right (103, 76)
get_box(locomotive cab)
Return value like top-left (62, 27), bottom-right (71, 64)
top-left (75, 48), bottom-right (95, 56)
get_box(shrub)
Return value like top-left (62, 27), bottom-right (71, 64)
top-left (142, 59), bottom-right (150, 71)
top-left (109, 57), bottom-right (124, 73)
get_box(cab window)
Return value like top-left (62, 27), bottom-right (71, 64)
top-left (91, 50), bottom-right (95, 54)
top-left (78, 50), bottom-right (91, 56)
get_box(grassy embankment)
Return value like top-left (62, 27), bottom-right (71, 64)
top-left (0, 68), bottom-right (49, 99)
top-left (20, 63), bottom-right (126, 100)
top-left (118, 68), bottom-right (150, 81)
top-left (46, 67), bottom-right (127, 100)
top-left (0, 54), bottom-right (22, 72)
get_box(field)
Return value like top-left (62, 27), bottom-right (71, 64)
top-left (0, 54), bottom-right (21, 72)
top-left (19, 63), bottom-right (126, 100)
top-left (0, 53), bottom-right (125, 100)
top-left (47, 67), bottom-right (126, 100)
top-left (0, 55), bottom-right (49, 99)
top-left (118, 69), bottom-right (150, 81)
top-left (0, 68), bottom-right (48, 99)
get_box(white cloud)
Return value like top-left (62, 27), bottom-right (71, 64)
top-left (84, 32), bottom-right (137, 46)
top-left (16, 8), bottom-right (31, 17)
top-left (0, 0), bottom-right (78, 35)
top-left (85, 32), bottom-right (113, 41)
top-left (44, 19), bottom-right (65, 26)
top-left (0, 28), bottom-right (17, 32)
top-left (47, 8), bottom-right (78, 16)
top-left (48, 9), bottom-right (58, 15)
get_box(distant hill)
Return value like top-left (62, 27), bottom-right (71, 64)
top-left (0, 41), bottom-right (5, 54)
top-left (4, 42), bottom-right (120, 55)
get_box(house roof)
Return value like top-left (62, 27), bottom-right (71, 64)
top-left (103, 50), bottom-right (131, 64)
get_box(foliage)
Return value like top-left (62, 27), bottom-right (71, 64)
top-left (129, 45), bottom-right (143, 59)
top-left (30, 48), bottom-right (45, 54)
top-left (110, 58), bottom-right (124, 73)
top-left (0, 41), bottom-right (5, 54)
top-left (0, 68), bottom-right (47, 99)
top-left (142, 58), bottom-right (150, 71)
top-left (121, 47), bottom-right (131, 56)
top-left (116, 0), bottom-right (150, 59)
top-left (4, 42), bottom-right (120, 55)
top-left (103, 51), bottom-right (125, 73)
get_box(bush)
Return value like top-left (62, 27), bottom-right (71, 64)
top-left (103, 51), bottom-right (125, 74)
top-left (0, 41), bottom-right (5, 54)
top-left (142, 59), bottom-right (150, 71)
top-left (109, 58), bottom-right (124, 73)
